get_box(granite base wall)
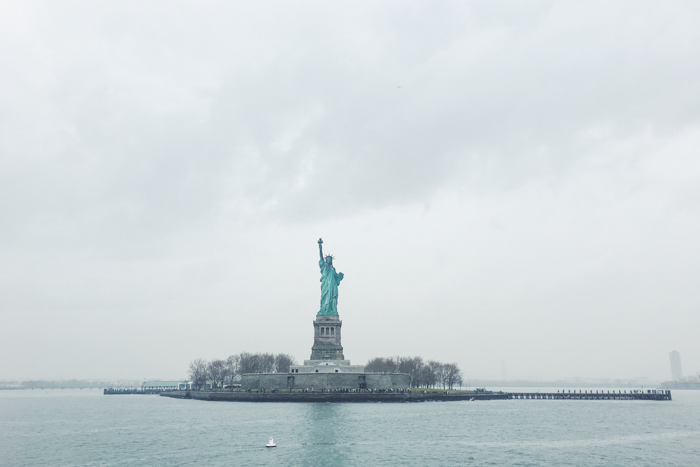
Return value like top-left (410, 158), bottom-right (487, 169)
top-left (241, 373), bottom-right (409, 390)
top-left (159, 390), bottom-right (512, 402)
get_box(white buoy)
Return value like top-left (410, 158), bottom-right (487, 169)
top-left (266, 437), bottom-right (277, 448)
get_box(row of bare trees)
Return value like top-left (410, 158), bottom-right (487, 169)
top-left (188, 352), bottom-right (297, 389)
top-left (365, 356), bottom-right (463, 390)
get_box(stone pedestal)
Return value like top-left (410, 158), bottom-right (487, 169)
top-left (289, 313), bottom-right (365, 375)
top-left (310, 314), bottom-right (344, 361)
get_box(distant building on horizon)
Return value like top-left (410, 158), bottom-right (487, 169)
top-left (669, 350), bottom-right (683, 381)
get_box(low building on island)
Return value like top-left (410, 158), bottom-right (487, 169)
top-left (141, 381), bottom-right (191, 391)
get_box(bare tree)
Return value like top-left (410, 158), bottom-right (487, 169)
top-left (423, 360), bottom-right (443, 388)
top-left (365, 357), bottom-right (386, 373)
top-left (225, 354), bottom-right (240, 385)
top-left (274, 353), bottom-right (297, 373)
top-left (397, 356), bottom-right (424, 388)
top-left (189, 358), bottom-right (208, 390)
top-left (207, 359), bottom-right (227, 389)
top-left (442, 363), bottom-right (463, 390)
top-left (260, 353), bottom-right (275, 372)
top-left (365, 357), bottom-right (399, 373)
top-left (239, 352), bottom-right (276, 373)
top-left (388, 357), bottom-right (399, 373)
top-left (238, 352), bottom-right (258, 374)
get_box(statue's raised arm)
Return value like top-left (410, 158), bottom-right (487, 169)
top-left (318, 238), bottom-right (324, 262)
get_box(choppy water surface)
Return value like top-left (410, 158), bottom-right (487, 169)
top-left (1, 389), bottom-right (699, 466)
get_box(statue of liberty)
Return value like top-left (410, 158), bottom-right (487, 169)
top-left (317, 238), bottom-right (344, 315)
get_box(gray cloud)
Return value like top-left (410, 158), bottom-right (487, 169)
top-left (1, 1), bottom-right (699, 381)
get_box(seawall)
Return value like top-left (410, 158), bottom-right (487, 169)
top-left (241, 372), bottom-right (410, 391)
top-left (159, 390), bottom-right (509, 402)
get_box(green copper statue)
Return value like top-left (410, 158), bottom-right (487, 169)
top-left (317, 238), bottom-right (344, 315)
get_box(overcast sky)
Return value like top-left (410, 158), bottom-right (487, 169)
top-left (1, 1), bottom-right (699, 383)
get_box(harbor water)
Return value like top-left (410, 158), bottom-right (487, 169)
top-left (1, 388), bottom-right (699, 466)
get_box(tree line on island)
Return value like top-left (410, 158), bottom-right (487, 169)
top-left (188, 352), bottom-right (297, 389)
top-left (189, 353), bottom-right (463, 390)
top-left (365, 356), bottom-right (463, 390)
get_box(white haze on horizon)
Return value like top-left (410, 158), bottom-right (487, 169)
top-left (1, 1), bottom-right (699, 383)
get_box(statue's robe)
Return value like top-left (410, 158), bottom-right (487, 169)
top-left (319, 259), bottom-right (343, 315)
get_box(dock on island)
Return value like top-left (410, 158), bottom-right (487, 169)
top-left (508, 388), bottom-right (671, 401)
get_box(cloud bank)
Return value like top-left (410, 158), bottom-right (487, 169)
top-left (1, 1), bottom-right (699, 381)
